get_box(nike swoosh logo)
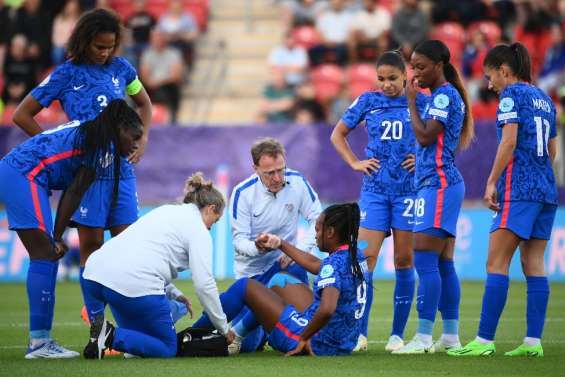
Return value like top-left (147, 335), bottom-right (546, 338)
top-left (253, 214), bottom-right (260, 217)
top-left (408, 221), bottom-right (424, 225)
top-left (73, 85), bottom-right (84, 90)
top-left (370, 109), bottom-right (382, 114)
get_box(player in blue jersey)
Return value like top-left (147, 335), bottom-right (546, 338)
top-left (393, 40), bottom-right (475, 354)
top-left (12, 8), bottom-right (153, 322)
top-left (331, 51), bottom-right (428, 351)
top-left (193, 203), bottom-right (370, 356)
top-left (449, 43), bottom-right (557, 358)
top-left (0, 99), bottom-right (144, 359)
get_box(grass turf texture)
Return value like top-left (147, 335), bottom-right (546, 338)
top-left (0, 280), bottom-right (563, 377)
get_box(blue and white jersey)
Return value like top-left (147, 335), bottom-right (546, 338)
top-left (304, 247), bottom-right (371, 356)
top-left (495, 83), bottom-right (557, 205)
top-left (416, 83), bottom-right (465, 190)
top-left (31, 57), bottom-right (141, 179)
top-left (1, 121), bottom-right (84, 190)
top-left (342, 92), bottom-right (428, 195)
top-left (230, 169), bottom-right (322, 278)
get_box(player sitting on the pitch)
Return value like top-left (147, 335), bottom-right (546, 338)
top-left (194, 203), bottom-right (370, 356)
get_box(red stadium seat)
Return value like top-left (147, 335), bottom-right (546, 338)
top-left (347, 63), bottom-right (377, 99)
top-left (291, 26), bottom-right (321, 50)
top-left (109, 0), bottom-right (134, 20)
top-left (310, 64), bottom-right (345, 103)
top-left (151, 103), bottom-right (170, 125)
top-left (468, 21), bottom-right (502, 47)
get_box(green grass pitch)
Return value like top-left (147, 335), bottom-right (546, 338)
top-left (0, 280), bottom-right (563, 377)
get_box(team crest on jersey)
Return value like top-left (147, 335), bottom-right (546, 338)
top-left (285, 203), bottom-right (294, 213)
top-left (499, 97), bottom-right (514, 112)
top-left (320, 264), bottom-right (334, 278)
top-left (80, 206), bottom-right (88, 217)
top-left (38, 74), bottom-right (51, 87)
top-left (360, 211), bottom-right (367, 221)
top-left (433, 94), bottom-right (450, 109)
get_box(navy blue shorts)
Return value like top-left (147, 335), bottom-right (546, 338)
top-left (71, 177), bottom-right (138, 229)
top-left (491, 201), bottom-right (557, 240)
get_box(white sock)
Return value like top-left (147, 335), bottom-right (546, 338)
top-left (475, 336), bottom-right (493, 345)
top-left (416, 333), bottom-right (433, 346)
top-left (524, 337), bottom-right (541, 346)
top-left (29, 338), bottom-right (49, 348)
top-left (440, 334), bottom-right (460, 345)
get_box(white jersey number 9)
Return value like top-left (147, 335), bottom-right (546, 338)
top-left (355, 281), bottom-right (368, 320)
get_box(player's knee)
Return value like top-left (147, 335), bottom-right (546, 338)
top-left (394, 253), bottom-right (413, 269)
top-left (162, 338), bottom-right (178, 358)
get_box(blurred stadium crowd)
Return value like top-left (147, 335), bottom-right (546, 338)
top-left (1, 0), bottom-right (565, 128)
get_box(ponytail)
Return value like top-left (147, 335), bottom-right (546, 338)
top-left (484, 42), bottom-right (532, 83)
top-left (414, 40), bottom-right (474, 150)
top-left (443, 62), bottom-right (474, 150)
top-left (183, 172), bottom-right (226, 214)
top-left (323, 203), bottom-right (365, 284)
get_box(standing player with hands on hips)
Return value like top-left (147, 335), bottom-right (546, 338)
top-left (331, 51), bottom-right (428, 352)
top-left (449, 43), bottom-right (557, 358)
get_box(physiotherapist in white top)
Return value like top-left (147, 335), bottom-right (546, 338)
top-left (230, 137), bottom-right (322, 283)
top-left (82, 173), bottom-right (235, 359)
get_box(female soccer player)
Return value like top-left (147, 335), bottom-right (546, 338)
top-left (0, 99), bottom-right (144, 358)
top-left (82, 173), bottom-right (235, 359)
top-left (12, 8), bottom-right (152, 314)
top-left (198, 203), bottom-right (371, 356)
top-left (331, 51), bottom-right (428, 351)
top-left (449, 43), bottom-right (557, 358)
top-left (393, 40), bottom-right (474, 354)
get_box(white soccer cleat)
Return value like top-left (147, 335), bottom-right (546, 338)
top-left (25, 340), bottom-right (80, 359)
top-left (430, 339), bottom-right (462, 353)
top-left (391, 335), bottom-right (434, 355)
top-left (385, 335), bottom-right (404, 352)
top-left (123, 353), bottom-right (141, 359)
top-left (227, 334), bottom-right (243, 356)
top-left (352, 334), bottom-right (368, 352)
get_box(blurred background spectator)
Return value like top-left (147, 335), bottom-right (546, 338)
top-left (310, 0), bottom-right (352, 66)
top-left (51, 0), bottom-right (81, 66)
top-left (125, 0), bottom-right (156, 68)
top-left (2, 34), bottom-right (37, 108)
top-left (140, 29), bottom-right (184, 124)
top-left (156, 0), bottom-right (198, 68)
top-left (268, 31), bottom-right (309, 87)
top-left (257, 70), bottom-right (295, 124)
top-left (348, 0), bottom-right (391, 63)
top-left (391, 0), bottom-right (429, 59)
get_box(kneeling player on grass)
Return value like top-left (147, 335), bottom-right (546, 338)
top-left (195, 203), bottom-right (371, 355)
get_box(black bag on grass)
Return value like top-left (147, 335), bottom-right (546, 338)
top-left (176, 327), bottom-right (229, 357)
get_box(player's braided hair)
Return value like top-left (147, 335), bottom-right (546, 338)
top-left (414, 40), bottom-right (475, 150)
top-left (183, 172), bottom-right (226, 214)
top-left (483, 42), bottom-right (532, 83)
top-left (322, 203), bottom-right (365, 284)
top-left (67, 8), bottom-right (122, 64)
top-left (75, 99), bottom-right (143, 207)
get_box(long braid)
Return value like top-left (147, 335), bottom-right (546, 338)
top-left (74, 99), bottom-right (142, 207)
top-left (323, 203), bottom-right (365, 284)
